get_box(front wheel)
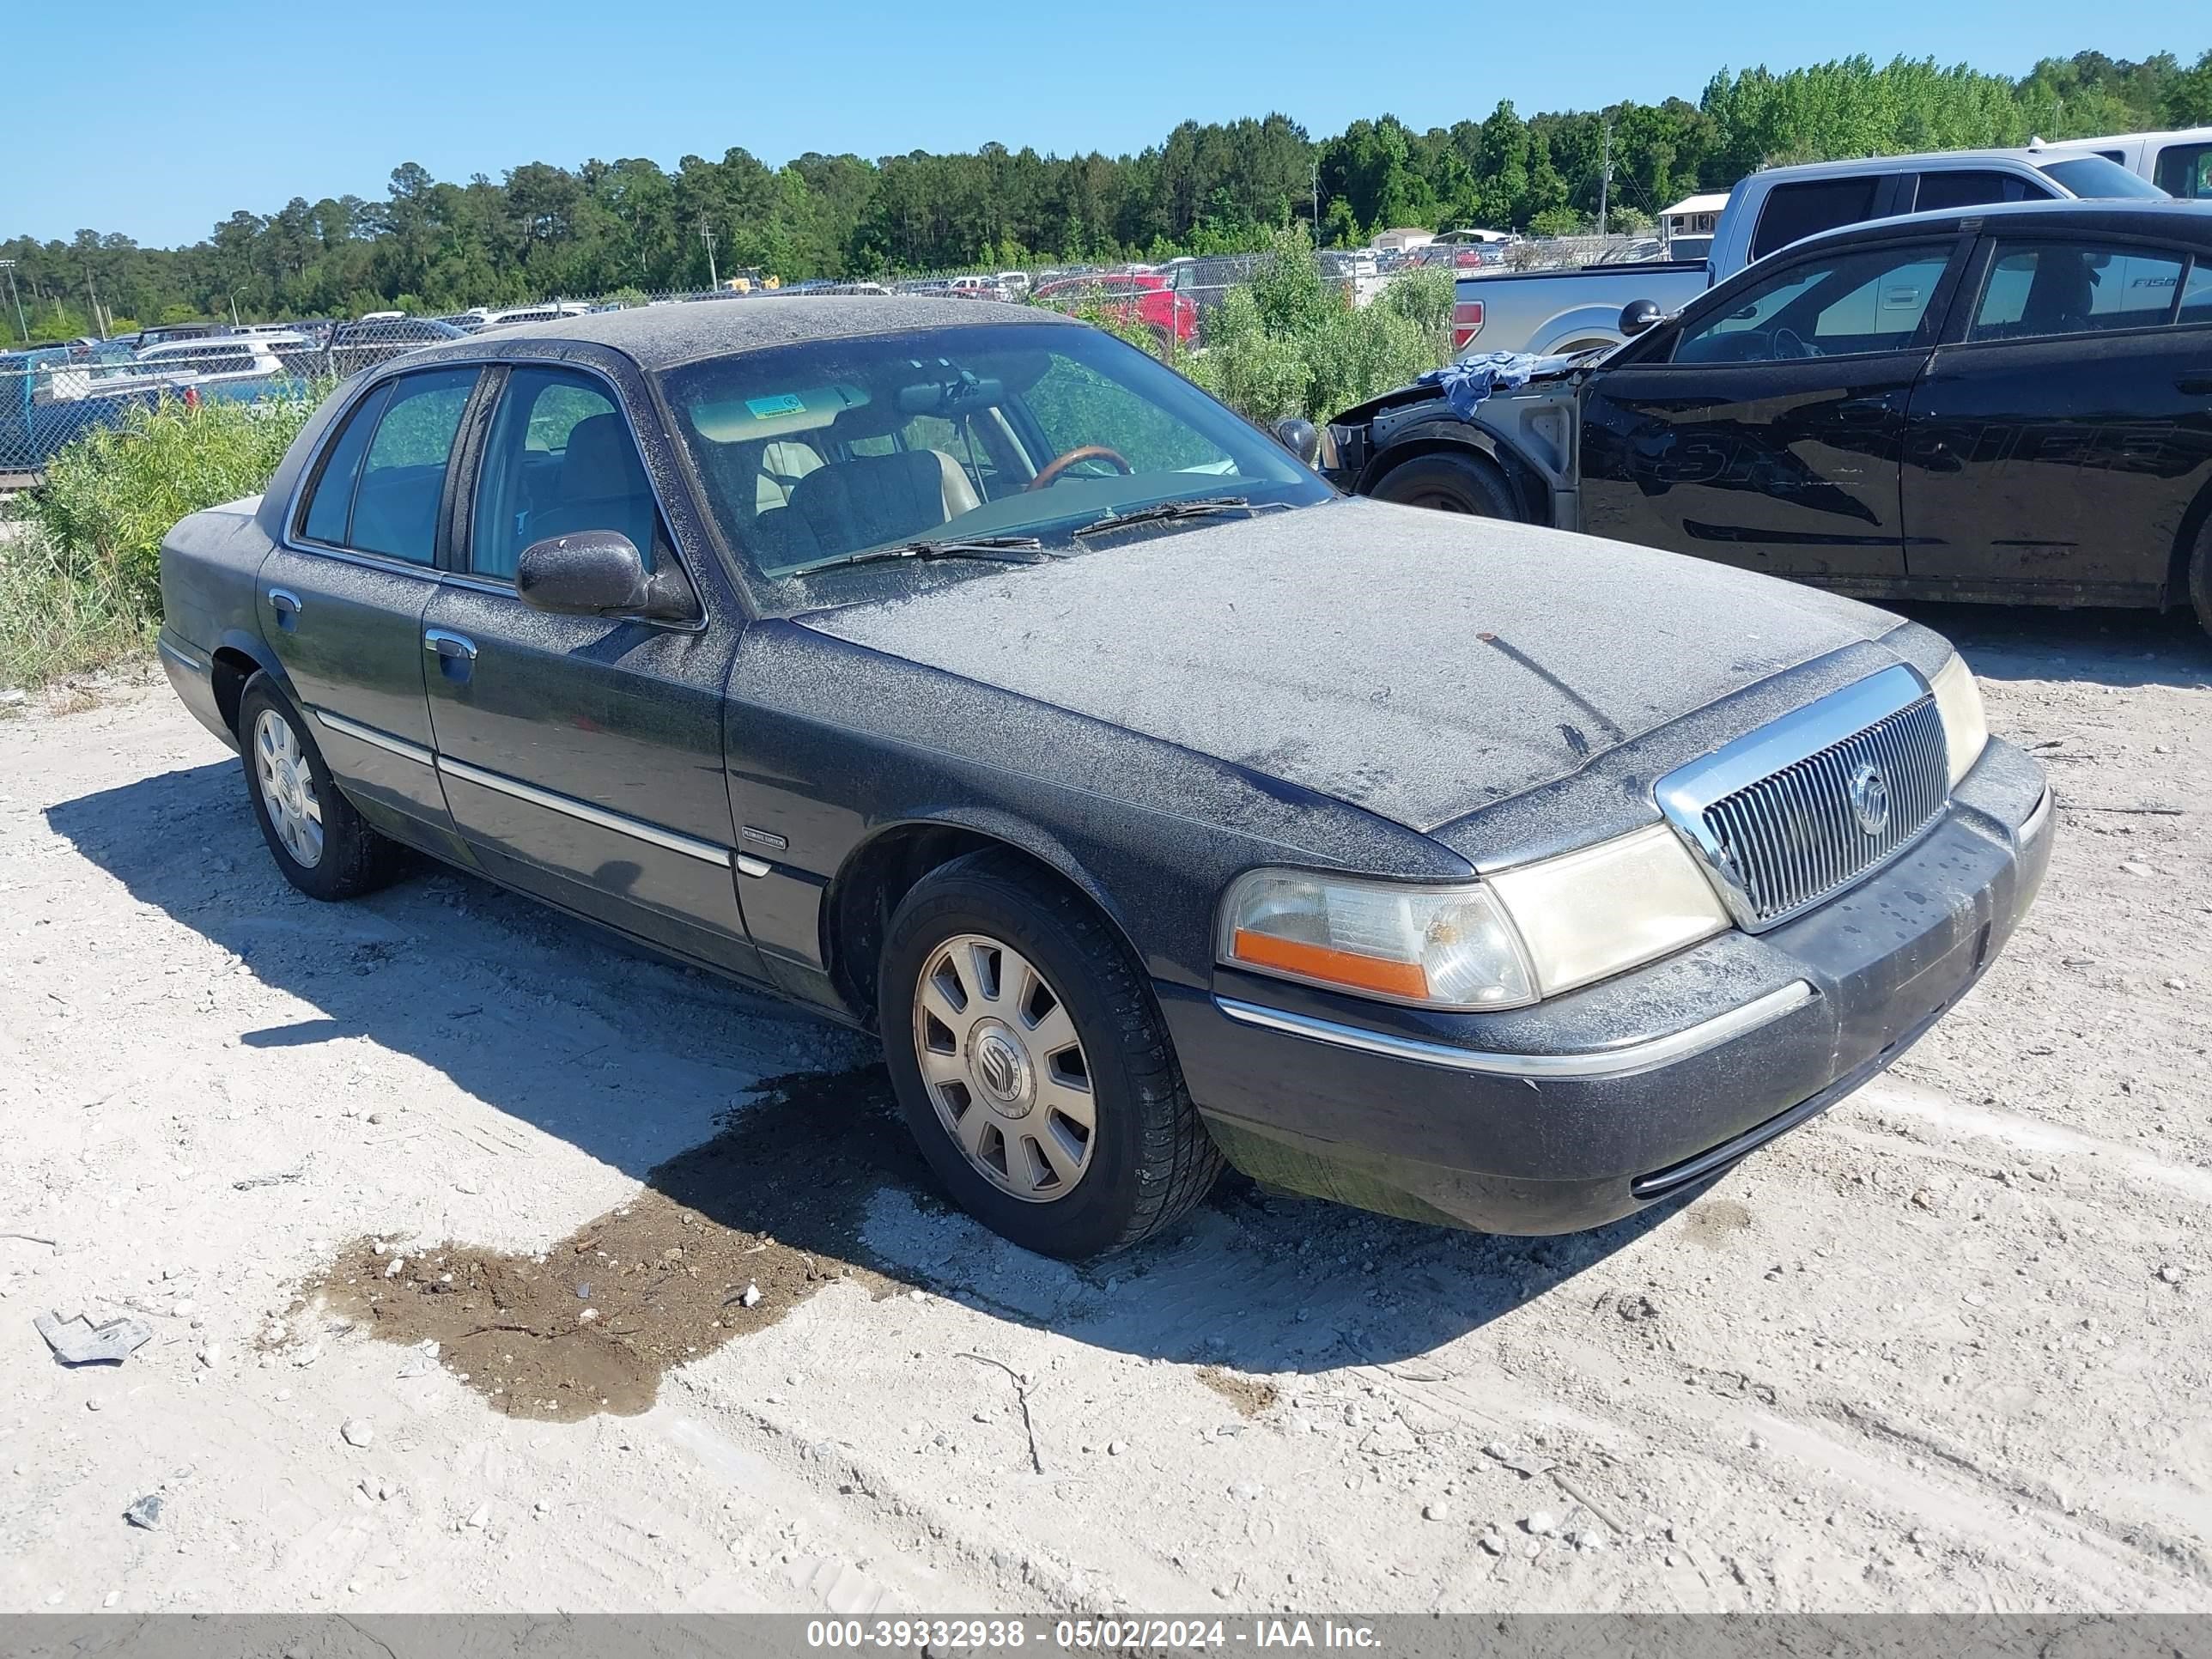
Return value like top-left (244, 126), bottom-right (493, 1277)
top-left (1369, 449), bottom-right (1521, 519)
top-left (878, 851), bottom-right (1223, 1258)
top-left (237, 675), bottom-right (401, 902)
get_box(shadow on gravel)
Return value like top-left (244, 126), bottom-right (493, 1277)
top-left (1901, 600), bottom-right (2212, 690)
top-left (54, 758), bottom-right (1694, 1401)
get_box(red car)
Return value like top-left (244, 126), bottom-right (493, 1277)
top-left (1032, 273), bottom-right (1197, 347)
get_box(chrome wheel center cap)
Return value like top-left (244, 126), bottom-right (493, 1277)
top-left (969, 1023), bottom-right (1034, 1115)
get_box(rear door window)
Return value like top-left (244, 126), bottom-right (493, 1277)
top-left (2179, 262), bottom-right (2212, 327)
top-left (1911, 170), bottom-right (2041, 212)
top-left (1749, 176), bottom-right (1889, 260)
top-left (1969, 241), bottom-right (2187, 342)
top-left (347, 368), bottom-right (478, 564)
top-left (298, 383), bottom-right (390, 546)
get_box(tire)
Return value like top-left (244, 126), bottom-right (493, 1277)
top-left (1369, 450), bottom-right (1521, 519)
top-left (878, 850), bottom-right (1224, 1258)
top-left (236, 674), bottom-right (401, 902)
top-left (2190, 515), bottom-right (2212, 641)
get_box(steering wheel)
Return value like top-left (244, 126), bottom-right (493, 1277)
top-left (1026, 445), bottom-right (1133, 491)
top-left (1770, 326), bottom-right (1820, 361)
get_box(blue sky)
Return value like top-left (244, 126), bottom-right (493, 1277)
top-left (11, 2), bottom-right (2201, 247)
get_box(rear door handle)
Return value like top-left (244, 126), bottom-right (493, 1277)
top-left (423, 629), bottom-right (477, 661)
top-left (266, 587), bottom-right (301, 631)
top-left (2177, 375), bottom-right (2212, 397)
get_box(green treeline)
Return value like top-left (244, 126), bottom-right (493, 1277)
top-left (5, 48), bottom-right (2207, 340)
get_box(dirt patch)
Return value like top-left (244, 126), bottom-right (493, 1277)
top-left (1195, 1365), bottom-right (1279, 1418)
top-left (305, 1064), bottom-right (931, 1419)
top-left (1680, 1197), bottom-right (1754, 1249)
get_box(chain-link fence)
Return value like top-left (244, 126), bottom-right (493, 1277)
top-left (0, 234), bottom-right (1650, 478)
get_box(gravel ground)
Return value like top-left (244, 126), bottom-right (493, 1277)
top-left (0, 602), bottom-right (2206, 1615)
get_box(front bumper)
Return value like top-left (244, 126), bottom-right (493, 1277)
top-left (1165, 738), bottom-right (2051, 1234)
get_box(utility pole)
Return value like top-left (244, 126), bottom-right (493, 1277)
top-left (0, 260), bottom-right (27, 344)
top-left (84, 264), bottom-right (106, 340)
top-left (1598, 119), bottom-right (1613, 240)
top-left (1310, 161), bottom-right (1320, 240)
top-left (699, 215), bottom-right (719, 289)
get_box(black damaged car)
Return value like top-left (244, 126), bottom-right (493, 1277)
top-left (1328, 200), bottom-right (2212, 635)
top-left (159, 297), bottom-right (2049, 1258)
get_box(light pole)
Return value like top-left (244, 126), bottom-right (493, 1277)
top-left (0, 260), bottom-right (26, 344)
top-left (229, 289), bottom-right (243, 327)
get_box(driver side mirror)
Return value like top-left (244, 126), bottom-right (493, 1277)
top-left (1619, 299), bottom-right (1664, 337)
top-left (1273, 416), bottom-right (1320, 467)
top-left (516, 531), bottom-right (695, 622)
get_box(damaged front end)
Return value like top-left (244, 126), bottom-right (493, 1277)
top-left (1323, 352), bottom-right (1590, 527)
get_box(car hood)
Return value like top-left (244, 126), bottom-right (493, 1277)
top-left (799, 498), bottom-right (1905, 832)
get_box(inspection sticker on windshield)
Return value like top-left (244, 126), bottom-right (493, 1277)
top-left (744, 393), bottom-right (806, 418)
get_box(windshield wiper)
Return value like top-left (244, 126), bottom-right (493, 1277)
top-left (1071, 496), bottom-right (1285, 538)
top-left (798, 535), bottom-right (1052, 574)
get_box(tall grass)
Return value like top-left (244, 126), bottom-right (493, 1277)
top-left (24, 387), bottom-right (324, 618)
top-left (2, 385), bottom-right (325, 689)
top-left (0, 524), bottom-right (149, 691)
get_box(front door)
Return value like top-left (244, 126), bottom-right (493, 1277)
top-left (1577, 238), bottom-right (1960, 584)
top-left (257, 366), bottom-right (480, 836)
top-left (1902, 232), bottom-right (2212, 599)
top-left (422, 363), bottom-right (765, 981)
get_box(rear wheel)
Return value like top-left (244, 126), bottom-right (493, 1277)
top-left (237, 675), bottom-right (400, 902)
top-left (2189, 515), bottom-right (2212, 641)
top-left (1369, 450), bottom-right (1521, 519)
top-left (879, 851), bottom-right (1223, 1258)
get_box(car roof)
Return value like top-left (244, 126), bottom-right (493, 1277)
top-left (1744, 149), bottom-right (2061, 186)
top-left (411, 294), bottom-right (1083, 372)
top-left (1778, 198), bottom-right (2212, 255)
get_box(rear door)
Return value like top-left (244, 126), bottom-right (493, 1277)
top-left (1900, 231), bottom-right (2212, 599)
top-left (420, 362), bottom-right (766, 980)
top-left (1577, 236), bottom-right (1962, 582)
top-left (258, 366), bottom-right (480, 836)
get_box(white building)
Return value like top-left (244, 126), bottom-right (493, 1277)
top-left (1660, 193), bottom-right (1729, 241)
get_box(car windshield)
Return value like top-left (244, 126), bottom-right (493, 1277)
top-left (659, 322), bottom-right (1330, 610)
top-left (2033, 155), bottom-right (2171, 199)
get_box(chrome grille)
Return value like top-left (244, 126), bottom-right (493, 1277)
top-left (1655, 665), bottom-right (1951, 933)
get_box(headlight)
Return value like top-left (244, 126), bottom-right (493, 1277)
top-left (1485, 823), bottom-right (1732, 997)
top-left (1219, 824), bottom-right (1733, 1010)
top-left (1929, 652), bottom-right (1987, 788)
top-left (1218, 871), bottom-right (1538, 1010)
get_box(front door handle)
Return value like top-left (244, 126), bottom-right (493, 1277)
top-left (267, 587), bottom-right (302, 631)
top-left (423, 629), bottom-right (477, 661)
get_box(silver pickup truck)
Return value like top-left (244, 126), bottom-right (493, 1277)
top-left (1455, 148), bottom-right (2164, 356)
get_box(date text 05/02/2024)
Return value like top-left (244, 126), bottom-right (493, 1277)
top-left (804, 1618), bottom-right (1384, 1650)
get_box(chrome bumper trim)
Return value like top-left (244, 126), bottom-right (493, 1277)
top-left (310, 707), bottom-right (434, 766)
top-left (1213, 980), bottom-right (1817, 1080)
top-left (2019, 787), bottom-right (2054, 845)
top-left (157, 638), bottom-right (206, 674)
top-left (434, 754), bottom-right (732, 868)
